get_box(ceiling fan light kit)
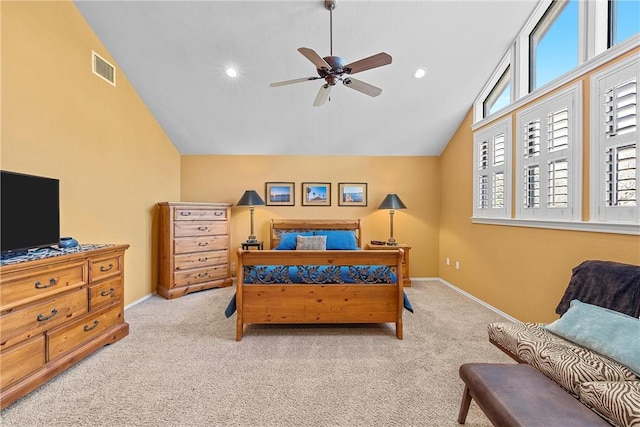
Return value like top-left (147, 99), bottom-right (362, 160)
top-left (269, 0), bottom-right (392, 107)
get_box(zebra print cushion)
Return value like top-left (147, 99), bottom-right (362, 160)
top-left (578, 381), bottom-right (640, 427)
top-left (488, 322), bottom-right (638, 396)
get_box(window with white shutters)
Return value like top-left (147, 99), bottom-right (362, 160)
top-left (516, 83), bottom-right (582, 220)
top-left (473, 118), bottom-right (512, 219)
top-left (591, 55), bottom-right (639, 224)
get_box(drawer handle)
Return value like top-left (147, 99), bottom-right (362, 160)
top-left (36, 308), bottom-right (58, 322)
top-left (34, 278), bottom-right (58, 289)
top-left (198, 257), bottom-right (208, 262)
top-left (197, 226), bottom-right (209, 231)
top-left (100, 263), bottom-right (114, 272)
top-left (101, 287), bottom-right (115, 297)
top-left (214, 211), bottom-right (223, 216)
top-left (198, 272), bottom-right (208, 278)
top-left (198, 242), bottom-right (209, 247)
top-left (180, 211), bottom-right (192, 216)
top-left (83, 320), bottom-right (99, 332)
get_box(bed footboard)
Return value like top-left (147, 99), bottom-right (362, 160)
top-left (235, 249), bottom-right (405, 341)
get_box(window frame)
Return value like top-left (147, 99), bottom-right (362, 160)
top-left (472, 0), bottom-right (639, 235)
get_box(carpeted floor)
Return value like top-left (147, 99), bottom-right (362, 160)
top-left (0, 280), bottom-right (515, 426)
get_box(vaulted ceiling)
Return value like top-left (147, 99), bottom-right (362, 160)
top-left (75, 0), bottom-right (538, 156)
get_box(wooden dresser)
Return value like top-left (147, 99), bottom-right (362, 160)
top-left (0, 244), bottom-right (129, 409)
top-left (158, 202), bottom-right (232, 299)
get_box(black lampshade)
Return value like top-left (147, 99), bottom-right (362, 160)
top-left (236, 190), bottom-right (265, 207)
top-left (378, 193), bottom-right (407, 210)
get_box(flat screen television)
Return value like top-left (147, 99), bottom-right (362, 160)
top-left (1, 170), bottom-right (60, 256)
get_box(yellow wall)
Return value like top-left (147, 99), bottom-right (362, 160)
top-left (1, 1), bottom-right (181, 304)
top-left (439, 52), bottom-right (640, 323)
top-left (180, 155), bottom-right (441, 277)
top-left (3, 2), bottom-right (638, 321)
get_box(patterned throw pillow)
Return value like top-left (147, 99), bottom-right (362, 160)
top-left (488, 322), bottom-right (637, 396)
top-left (296, 235), bottom-right (326, 250)
top-left (275, 232), bottom-right (314, 250)
top-left (578, 381), bottom-right (640, 427)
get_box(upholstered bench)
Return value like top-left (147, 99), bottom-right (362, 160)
top-left (457, 363), bottom-right (610, 426)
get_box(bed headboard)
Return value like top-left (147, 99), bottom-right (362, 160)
top-left (269, 219), bottom-right (361, 249)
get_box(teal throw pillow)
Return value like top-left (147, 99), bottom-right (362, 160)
top-left (543, 299), bottom-right (640, 376)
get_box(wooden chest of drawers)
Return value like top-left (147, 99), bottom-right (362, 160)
top-left (158, 202), bottom-right (232, 299)
top-left (0, 244), bottom-right (129, 409)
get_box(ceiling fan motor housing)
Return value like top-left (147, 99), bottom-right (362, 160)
top-left (317, 55), bottom-right (345, 85)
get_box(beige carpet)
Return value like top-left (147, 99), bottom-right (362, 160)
top-left (1, 280), bottom-right (514, 426)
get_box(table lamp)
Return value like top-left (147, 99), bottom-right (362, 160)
top-left (236, 190), bottom-right (265, 243)
top-left (378, 193), bottom-right (407, 246)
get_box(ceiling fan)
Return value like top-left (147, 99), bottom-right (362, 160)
top-left (269, 0), bottom-right (392, 107)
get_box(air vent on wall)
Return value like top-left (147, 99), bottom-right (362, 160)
top-left (92, 51), bottom-right (116, 86)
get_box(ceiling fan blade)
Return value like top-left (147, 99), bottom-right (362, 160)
top-left (269, 76), bottom-right (321, 87)
top-left (298, 47), bottom-right (331, 70)
top-left (343, 52), bottom-right (392, 75)
top-left (342, 77), bottom-right (382, 97)
top-left (313, 84), bottom-right (332, 107)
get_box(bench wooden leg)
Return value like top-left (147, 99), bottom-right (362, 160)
top-left (457, 385), bottom-right (472, 424)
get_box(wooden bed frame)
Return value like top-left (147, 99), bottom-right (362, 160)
top-left (234, 219), bottom-right (405, 341)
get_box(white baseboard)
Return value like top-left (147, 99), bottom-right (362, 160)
top-left (125, 278), bottom-right (519, 324)
top-left (436, 278), bottom-right (520, 323)
top-left (125, 292), bottom-right (155, 310)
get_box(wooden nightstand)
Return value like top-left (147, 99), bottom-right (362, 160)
top-left (241, 241), bottom-right (263, 250)
top-left (365, 243), bottom-right (411, 287)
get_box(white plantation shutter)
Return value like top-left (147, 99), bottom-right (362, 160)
top-left (606, 144), bottom-right (636, 207)
top-left (473, 118), bottom-right (512, 218)
top-left (548, 109), bottom-right (569, 151)
top-left (524, 165), bottom-right (540, 208)
top-left (604, 79), bottom-right (637, 137)
top-left (548, 159), bottom-right (569, 207)
top-left (516, 83), bottom-right (581, 220)
top-left (591, 55), bottom-right (639, 224)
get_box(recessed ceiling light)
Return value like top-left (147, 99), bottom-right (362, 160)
top-left (413, 68), bottom-right (427, 79)
top-left (226, 67), bottom-right (238, 78)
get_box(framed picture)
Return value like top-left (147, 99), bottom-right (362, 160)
top-left (338, 183), bottom-right (368, 206)
top-left (265, 182), bottom-right (295, 206)
top-left (301, 182), bottom-right (331, 206)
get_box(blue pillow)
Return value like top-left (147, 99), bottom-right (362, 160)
top-left (274, 232), bottom-right (313, 250)
top-left (543, 299), bottom-right (640, 376)
top-left (314, 230), bottom-right (358, 250)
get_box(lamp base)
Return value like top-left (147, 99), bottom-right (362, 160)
top-left (386, 238), bottom-right (398, 246)
top-left (246, 237), bottom-right (258, 243)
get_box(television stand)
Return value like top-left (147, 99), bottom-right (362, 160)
top-left (0, 243), bottom-right (130, 410)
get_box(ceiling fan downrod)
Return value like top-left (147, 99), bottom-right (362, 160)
top-left (325, 0), bottom-right (336, 56)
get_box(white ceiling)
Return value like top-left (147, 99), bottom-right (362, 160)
top-left (74, 0), bottom-right (538, 156)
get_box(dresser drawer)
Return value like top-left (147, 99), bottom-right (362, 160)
top-left (174, 208), bottom-right (227, 221)
top-left (89, 254), bottom-right (122, 282)
top-left (89, 278), bottom-right (122, 311)
top-left (0, 288), bottom-right (88, 350)
top-left (174, 221), bottom-right (228, 238)
top-left (0, 262), bottom-right (86, 312)
top-left (173, 265), bottom-right (229, 287)
top-left (0, 335), bottom-right (45, 390)
top-left (174, 251), bottom-right (228, 270)
top-left (174, 236), bottom-right (228, 254)
top-left (48, 304), bottom-right (123, 361)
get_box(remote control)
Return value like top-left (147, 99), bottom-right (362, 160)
top-left (370, 240), bottom-right (386, 245)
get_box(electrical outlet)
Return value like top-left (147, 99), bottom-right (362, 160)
top-left (455, 261), bottom-right (460, 270)
top-left (446, 257), bottom-right (450, 266)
